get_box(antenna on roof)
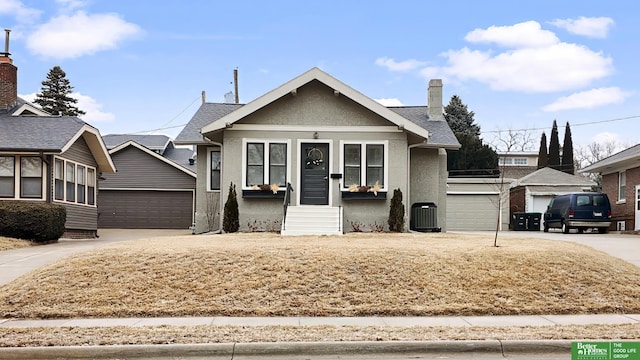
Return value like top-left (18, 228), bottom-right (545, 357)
top-left (233, 67), bottom-right (239, 104)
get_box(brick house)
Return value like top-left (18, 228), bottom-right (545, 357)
top-left (580, 144), bottom-right (640, 232)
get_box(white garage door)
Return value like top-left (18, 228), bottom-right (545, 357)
top-left (531, 195), bottom-right (554, 215)
top-left (446, 194), bottom-right (500, 231)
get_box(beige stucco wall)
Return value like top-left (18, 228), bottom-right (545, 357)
top-left (409, 147), bottom-right (448, 231)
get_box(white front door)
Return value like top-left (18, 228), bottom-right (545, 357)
top-left (635, 185), bottom-right (640, 231)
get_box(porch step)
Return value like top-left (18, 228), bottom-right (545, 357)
top-left (281, 206), bottom-right (342, 236)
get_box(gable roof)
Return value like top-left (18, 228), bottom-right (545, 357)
top-left (510, 167), bottom-right (594, 188)
top-left (0, 107), bottom-right (115, 173)
top-left (199, 67), bottom-right (438, 143)
top-left (579, 143), bottom-right (640, 174)
top-left (387, 106), bottom-right (460, 149)
top-left (103, 134), bottom-right (172, 152)
top-left (109, 141), bottom-right (195, 176)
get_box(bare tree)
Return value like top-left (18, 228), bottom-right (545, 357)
top-left (575, 139), bottom-right (631, 186)
top-left (487, 128), bottom-right (537, 152)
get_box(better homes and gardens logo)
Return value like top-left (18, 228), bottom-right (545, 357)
top-left (572, 342), bottom-right (640, 360)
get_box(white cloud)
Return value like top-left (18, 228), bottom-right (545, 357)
top-left (375, 57), bottom-right (427, 72)
top-left (375, 98), bottom-right (404, 106)
top-left (542, 87), bottom-right (632, 111)
top-left (420, 21), bottom-right (613, 93)
top-left (550, 16), bottom-right (614, 39)
top-left (465, 21), bottom-right (559, 48)
top-left (26, 11), bottom-right (142, 59)
top-left (0, 0), bottom-right (41, 21)
top-left (19, 91), bottom-right (115, 122)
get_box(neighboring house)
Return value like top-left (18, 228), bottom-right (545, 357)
top-left (175, 67), bottom-right (460, 235)
top-left (498, 151), bottom-right (539, 179)
top-left (580, 144), bottom-right (640, 232)
top-left (0, 50), bottom-right (115, 237)
top-left (99, 134), bottom-right (197, 229)
top-left (446, 177), bottom-right (514, 231)
top-left (509, 167), bottom-right (595, 226)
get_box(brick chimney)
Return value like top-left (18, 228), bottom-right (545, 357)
top-left (427, 79), bottom-right (443, 120)
top-left (0, 29), bottom-right (17, 110)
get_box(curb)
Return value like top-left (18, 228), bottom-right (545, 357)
top-left (0, 340), bottom-right (572, 359)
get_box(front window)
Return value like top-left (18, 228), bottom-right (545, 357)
top-left (513, 158), bottom-right (528, 165)
top-left (87, 168), bottom-right (95, 205)
top-left (66, 162), bottom-right (75, 202)
top-left (20, 157), bottom-right (42, 198)
top-left (54, 159), bottom-right (64, 200)
top-left (342, 142), bottom-right (387, 189)
top-left (244, 140), bottom-right (288, 187)
top-left (619, 171), bottom-right (626, 202)
top-left (0, 156), bottom-right (15, 198)
top-left (77, 165), bottom-right (86, 204)
top-left (55, 157), bottom-right (96, 206)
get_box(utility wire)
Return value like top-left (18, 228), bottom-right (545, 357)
top-left (481, 115), bottom-right (640, 135)
top-left (130, 96), bottom-right (200, 135)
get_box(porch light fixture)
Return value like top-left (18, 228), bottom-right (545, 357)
top-left (313, 132), bottom-right (319, 139)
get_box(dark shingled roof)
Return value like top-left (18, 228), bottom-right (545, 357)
top-left (103, 134), bottom-right (171, 151)
top-left (175, 103), bottom-right (242, 144)
top-left (0, 106), bottom-right (88, 152)
top-left (176, 103), bottom-right (460, 149)
top-left (163, 147), bottom-right (196, 172)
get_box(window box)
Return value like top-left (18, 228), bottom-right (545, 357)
top-left (242, 190), bottom-right (286, 199)
top-left (341, 191), bottom-right (387, 200)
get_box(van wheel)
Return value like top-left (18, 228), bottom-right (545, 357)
top-left (598, 227), bottom-right (609, 234)
top-left (543, 225), bottom-right (549, 233)
top-left (562, 222), bottom-right (571, 234)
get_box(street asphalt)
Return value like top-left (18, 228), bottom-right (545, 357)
top-left (0, 228), bottom-right (638, 358)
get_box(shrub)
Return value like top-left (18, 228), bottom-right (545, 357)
top-left (223, 182), bottom-right (239, 233)
top-left (0, 201), bottom-right (66, 242)
top-left (388, 188), bottom-right (405, 232)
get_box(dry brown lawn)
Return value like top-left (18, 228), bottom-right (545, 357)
top-left (0, 236), bottom-right (33, 251)
top-left (1, 232), bottom-right (640, 319)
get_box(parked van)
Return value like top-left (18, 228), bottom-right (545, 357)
top-left (543, 192), bottom-right (611, 234)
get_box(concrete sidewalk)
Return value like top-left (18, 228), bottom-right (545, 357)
top-left (1, 313), bottom-right (639, 328)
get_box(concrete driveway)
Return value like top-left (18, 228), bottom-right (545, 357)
top-left (0, 229), bottom-right (191, 287)
top-left (455, 230), bottom-right (640, 267)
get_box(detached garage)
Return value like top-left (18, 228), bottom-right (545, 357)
top-left (446, 178), bottom-right (512, 231)
top-left (98, 138), bottom-right (196, 229)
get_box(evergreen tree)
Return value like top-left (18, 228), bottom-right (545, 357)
top-left (444, 95), bottom-right (480, 136)
top-left (34, 66), bottom-right (85, 116)
top-left (222, 182), bottom-right (239, 233)
top-left (561, 122), bottom-right (575, 174)
top-left (537, 132), bottom-right (549, 169)
top-left (388, 188), bottom-right (405, 232)
top-left (444, 95), bottom-right (498, 177)
top-left (548, 120), bottom-right (561, 171)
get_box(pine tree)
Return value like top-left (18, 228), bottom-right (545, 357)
top-left (444, 95), bottom-right (498, 177)
top-left (222, 182), bottom-right (239, 233)
top-left (388, 188), bottom-right (405, 232)
top-left (34, 66), bottom-right (85, 116)
top-left (537, 132), bottom-right (549, 169)
top-left (444, 95), bottom-right (480, 136)
top-left (548, 120), bottom-right (561, 171)
top-left (561, 122), bottom-right (575, 174)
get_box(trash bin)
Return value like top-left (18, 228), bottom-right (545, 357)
top-left (526, 212), bottom-right (541, 231)
top-left (512, 212), bottom-right (527, 231)
top-left (410, 202), bottom-right (441, 232)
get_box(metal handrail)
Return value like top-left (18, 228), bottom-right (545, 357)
top-left (282, 182), bottom-right (293, 231)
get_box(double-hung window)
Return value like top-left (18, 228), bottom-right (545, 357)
top-left (209, 150), bottom-right (221, 191)
top-left (0, 156), bottom-right (15, 198)
top-left (342, 141), bottom-right (387, 189)
top-left (54, 157), bottom-right (96, 206)
top-left (244, 140), bottom-right (288, 188)
top-left (619, 171), bottom-right (626, 202)
top-left (20, 157), bottom-right (43, 198)
top-left (0, 156), bottom-right (44, 199)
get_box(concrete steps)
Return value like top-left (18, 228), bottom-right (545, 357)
top-left (281, 206), bottom-right (342, 236)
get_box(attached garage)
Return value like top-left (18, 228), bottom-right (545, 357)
top-left (446, 193), bottom-right (500, 231)
top-left (98, 190), bottom-right (194, 229)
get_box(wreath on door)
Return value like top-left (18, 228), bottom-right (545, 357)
top-left (305, 147), bottom-right (324, 168)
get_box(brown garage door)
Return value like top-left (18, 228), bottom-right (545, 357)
top-left (98, 190), bottom-right (193, 229)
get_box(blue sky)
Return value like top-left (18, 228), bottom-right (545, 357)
top-left (2, 0), bottom-right (639, 152)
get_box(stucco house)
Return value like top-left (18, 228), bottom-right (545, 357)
top-left (580, 144), bottom-right (640, 232)
top-left (509, 167), bottom-right (595, 228)
top-left (0, 49), bottom-right (115, 237)
top-left (98, 134), bottom-right (196, 229)
top-left (175, 67), bottom-right (460, 235)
